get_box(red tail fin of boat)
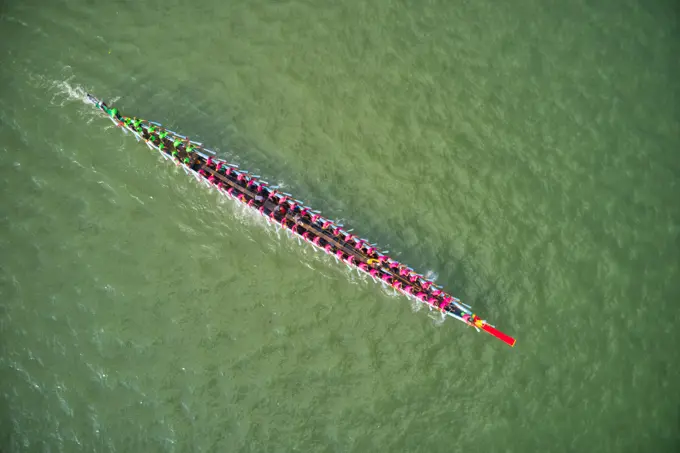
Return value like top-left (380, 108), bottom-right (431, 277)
top-left (481, 323), bottom-right (516, 347)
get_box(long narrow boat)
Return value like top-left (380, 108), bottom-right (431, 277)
top-left (85, 93), bottom-right (516, 347)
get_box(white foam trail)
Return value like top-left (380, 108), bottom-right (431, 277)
top-left (49, 77), bottom-right (90, 106)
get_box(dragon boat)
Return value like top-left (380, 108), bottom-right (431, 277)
top-left (84, 93), bottom-right (516, 347)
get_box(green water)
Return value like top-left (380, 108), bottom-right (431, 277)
top-left (1, 0), bottom-right (679, 452)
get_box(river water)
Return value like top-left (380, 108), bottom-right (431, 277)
top-left (1, 1), bottom-right (679, 452)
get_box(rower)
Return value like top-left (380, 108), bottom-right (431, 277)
top-left (148, 125), bottom-right (159, 142)
top-left (172, 137), bottom-right (183, 150)
top-left (133, 118), bottom-right (143, 130)
top-left (127, 118), bottom-right (141, 135)
top-left (472, 315), bottom-right (484, 328)
top-left (97, 101), bottom-right (121, 121)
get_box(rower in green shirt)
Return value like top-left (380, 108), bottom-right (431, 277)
top-left (147, 125), bottom-right (158, 142)
top-left (129, 118), bottom-right (142, 133)
top-left (97, 101), bottom-right (121, 121)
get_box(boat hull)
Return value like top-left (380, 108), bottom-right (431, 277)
top-left (85, 93), bottom-right (516, 347)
